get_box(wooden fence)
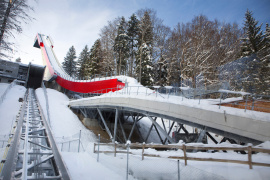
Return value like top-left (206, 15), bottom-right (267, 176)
top-left (93, 143), bottom-right (270, 169)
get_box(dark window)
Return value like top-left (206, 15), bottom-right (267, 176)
top-left (6, 70), bottom-right (12, 73)
top-left (8, 79), bottom-right (12, 83)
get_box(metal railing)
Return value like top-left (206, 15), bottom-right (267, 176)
top-left (55, 71), bottom-right (118, 82)
top-left (41, 82), bottom-right (51, 126)
top-left (70, 85), bottom-right (270, 113)
top-left (55, 131), bottom-right (85, 153)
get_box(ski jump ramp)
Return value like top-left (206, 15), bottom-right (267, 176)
top-left (33, 33), bottom-right (125, 93)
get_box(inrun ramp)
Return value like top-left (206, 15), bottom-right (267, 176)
top-left (33, 33), bottom-right (125, 93)
top-left (0, 89), bottom-right (70, 180)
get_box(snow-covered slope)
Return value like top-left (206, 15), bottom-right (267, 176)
top-left (0, 84), bottom-right (26, 135)
top-left (35, 86), bottom-right (270, 180)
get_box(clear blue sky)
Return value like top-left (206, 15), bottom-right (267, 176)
top-left (10, 0), bottom-right (270, 65)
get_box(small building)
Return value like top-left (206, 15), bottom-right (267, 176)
top-left (0, 59), bottom-right (45, 89)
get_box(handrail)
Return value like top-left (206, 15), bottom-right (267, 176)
top-left (41, 82), bottom-right (51, 126)
top-left (70, 85), bottom-right (270, 113)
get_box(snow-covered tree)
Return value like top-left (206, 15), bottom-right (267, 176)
top-left (256, 23), bottom-right (270, 95)
top-left (240, 9), bottom-right (264, 57)
top-left (136, 11), bottom-right (154, 84)
top-left (239, 10), bottom-right (269, 94)
top-left (0, 0), bottom-right (34, 58)
top-left (153, 57), bottom-right (168, 86)
top-left (77, 45), bottom-right (89, 79)
top-left (85, 39), bottom-right (103, 77)
top-left (62, 46), bottom-right (77, 77)
top-left (99, 18), bottom-right (121, 75)
top-left (154, 24), bottom-right (171, 85)
top-left (114, 17), bottom-right (129, 75)
top-left (127, 14), bottom-right (140, 77)
top-left (136, 43), bottom-right (153, 86)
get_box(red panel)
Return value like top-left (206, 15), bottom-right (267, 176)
top-left (55, 76), bottom-right (125, 93)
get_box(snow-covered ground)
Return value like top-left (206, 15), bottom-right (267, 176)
top-left (0, 83), bottom-right (9, 97)
top-left (0, 84), bottom-right (26, 159)
top-left (1, 82), bottom-right (270, 179)
top-left (36, 79), bottom-right (270, 180)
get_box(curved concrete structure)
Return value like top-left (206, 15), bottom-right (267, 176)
top-left (33, 33), bottom-right (125, 93)
top-left (69, 96), bottom-right (270, 143)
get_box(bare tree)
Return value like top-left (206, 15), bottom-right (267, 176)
top-left (99, 18), bottom-right (121, 74)
top-left (0, 0), bottom-right (34, 58)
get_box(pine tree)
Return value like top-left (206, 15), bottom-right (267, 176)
top-left (257, 23), bottom-right (270, 95)
top-left (240, 10), bottom-right (268, 94)
top-left (137, 11), bottom-right (154, 84)
top-left (114, 17), bottom-right (129, 75)
top-left (77, 45), bottom-right (89, 79)
top-left (155, 57), bottom-right (168, 86)
top-left (241, 9), bottom-right (264, 57)
top-left (127, 14), bottom-right (140, 77)
top-left (85, 39), bottom-right (103, 77)
top-left (136, 43), bottom-right (153, 86)
top-left (62, 46), bottom-right (77, 77)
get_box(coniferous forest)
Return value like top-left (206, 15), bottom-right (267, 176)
top-left (62, 8), bottom-right (270, 95)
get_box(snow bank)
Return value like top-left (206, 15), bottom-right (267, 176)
top-left (36, 88), bottom-right (96, 146)
top-left (0, 83), bottom-right (9, 97)
top-left (0, 84), bottom-right (26, 135)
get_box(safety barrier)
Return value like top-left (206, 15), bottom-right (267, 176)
top-left (70, 85), bottom-right (270, 113)
top-left (41, 82), bottom-right (51, 126)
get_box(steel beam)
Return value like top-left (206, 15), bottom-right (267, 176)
top-left (128, 116), bottom-right (138, 141)
top-left (118, 117), bottom-right (127, 143)
top-left (113, 108), bottom-right (119, 142)
top-left (97, 108), bottom-right (113, 140)
top-left (146, 115), bottom-right (175, 143)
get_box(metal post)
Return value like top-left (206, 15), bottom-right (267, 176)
top-left (114, 109), bottom-right (119, 142)
top-left (126, 143), bottom-right (130, 180)
top-left (178, 160), bottom-right (180, 180)
top-left (219, 93), bottom-right (223, 109)
top-left (97, 134), bottom-right (100, 162)
top-left (245, 95), bottom-right (248, 112)
top-left (78, 130), bottom-right (81, 153)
